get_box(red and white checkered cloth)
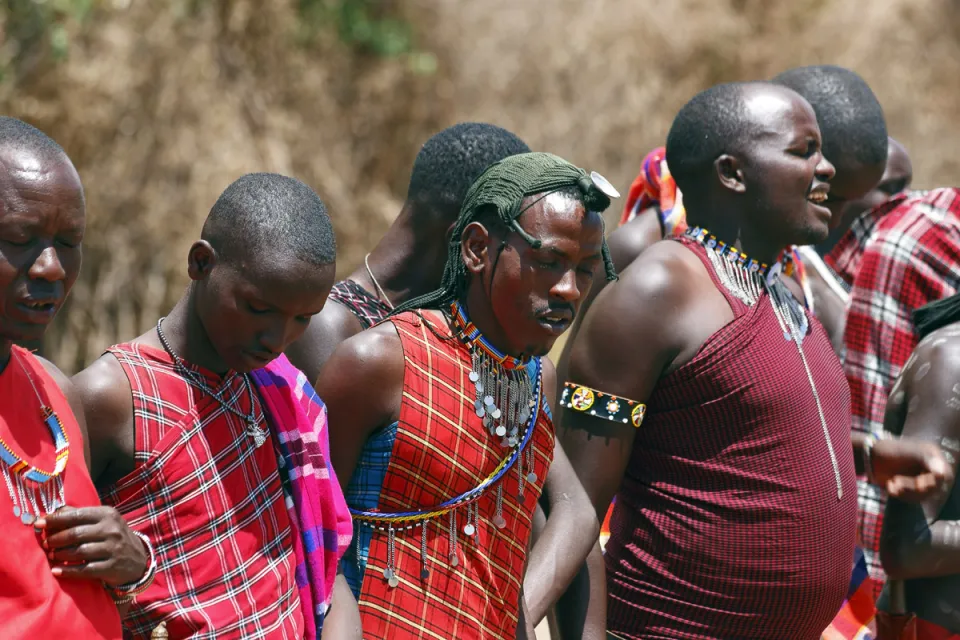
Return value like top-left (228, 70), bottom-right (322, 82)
top-left (827, 187), bottom-right (960, 596)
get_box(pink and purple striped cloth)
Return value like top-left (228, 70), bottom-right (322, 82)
top-left (252, 354), bottom-right (353, 639)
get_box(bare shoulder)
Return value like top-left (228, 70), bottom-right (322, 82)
top-left (315, 319), bottom-right (405, 410)
top-left (605, 208), bottom-right (663, 271)
top-left (71, 354), bottom-right (134, 433)
top-left (591, 240), bottom-right (701, 324)
top-left (909, 326), bottom-right (960, 381)
top-left (569, 241), bottom-right (699, 398)
top-left (286, 299), bottom-right (365, 383)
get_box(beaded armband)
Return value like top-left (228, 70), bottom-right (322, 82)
top-left (108, 531), bottom-right (157, 604)
top-left (561, 382), bottom-right (646, 428)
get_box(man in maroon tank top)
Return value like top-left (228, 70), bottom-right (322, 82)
top-left (0, 117), bottom-right (152, 638)
top-left (286, 123), bottom-right (530, 383)
top-left (559, 83), bottom-right (949, 640)
top-left (73, 174), bottom-right (359, 638)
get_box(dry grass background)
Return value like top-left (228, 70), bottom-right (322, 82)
top-left (2, 0), bottom-right (960, 373)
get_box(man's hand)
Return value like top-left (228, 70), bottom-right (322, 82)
top-left (37, 506), bottom-right (148, 587)
top-left (873, 437), bottom-right (953, 502)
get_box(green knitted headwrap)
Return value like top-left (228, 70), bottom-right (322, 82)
top-left (393, 151), bottom-right (618, 314)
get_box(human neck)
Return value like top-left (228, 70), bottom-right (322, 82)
top-left (349, 213), bottom-right (447, 307)
top-left (160, 289), bottom-right (229, 375)
top-left (457, 287), bottom-right (522, 359)
top-left (688, 211), bottom-right (782, 267)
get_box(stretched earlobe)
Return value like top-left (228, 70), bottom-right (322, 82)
top-left (715, 155), bottom-right (747, 194)
top-left (187, 240), bottom-right (218, 281)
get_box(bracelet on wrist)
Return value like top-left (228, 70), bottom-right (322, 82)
top-left (108, 531), bottom-right (157, 603)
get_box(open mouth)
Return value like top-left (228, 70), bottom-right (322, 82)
top-left (538, 316), bottom-right (572, 335)
top-left (807, 191), bottom-right (828, 205)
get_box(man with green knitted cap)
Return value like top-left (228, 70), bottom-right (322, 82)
top-left (316, 151), bottom-right (616, 639)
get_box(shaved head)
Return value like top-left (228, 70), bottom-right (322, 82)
top-left (665, 82), bottom-right (808, 196)
top-left (201, 173), bottom-right (336, 267)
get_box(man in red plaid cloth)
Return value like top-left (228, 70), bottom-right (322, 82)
top-left (779, 65), bottom-right (960, 598)
top-left (317, 151), bottom-right (611, 639)
top-left (73, 174), bottom-right (357, 639)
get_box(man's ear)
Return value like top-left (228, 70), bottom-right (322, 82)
top-left (461, 221), bottom-right (492, 276)
top-left (187, 240), bottom-right (218, 282)
top-left (715, 154), bottom-right (746, 194)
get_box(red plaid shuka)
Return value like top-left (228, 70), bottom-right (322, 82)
top-left (352, 312), bottom-right (555, 640)
top-left (99, 343), bottom-right (303, 640)
top-left (605, 238), bottom-right (858, 639)
top-left (827, 188), bottom-right (960, 595)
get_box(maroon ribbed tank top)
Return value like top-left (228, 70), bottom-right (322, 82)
top-left (605, 238), bottom-right (858, 640)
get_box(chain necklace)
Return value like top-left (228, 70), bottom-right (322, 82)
top-left (156, 318), bottom-right (268, 448)
top-left (0, 349), bottom-right (69, 526)
top-left (364, 253), bottom-right (395, 310)
top-left (686, 226), bottom-right (843, 501)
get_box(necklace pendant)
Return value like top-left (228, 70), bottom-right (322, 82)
top-left (12, 505), bottom-right (20, 518)
top-left (469, 371), bottom-right (480, 383)
top-left (20, 512), bottom-right (35, 526)
top-left (526, 472), bottom-right (538, 483)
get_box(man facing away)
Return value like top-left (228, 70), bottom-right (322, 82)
top-left (0, 117), bottom-right (150, 639)
top-left (316, 152), bottom-right (612, 639)
top-left (286, 122), bottom-right (530, 382)
top-left (73, 174), bottom-right (357, 638)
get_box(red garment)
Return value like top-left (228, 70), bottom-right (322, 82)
top-left (0, 346), bottom-right (122, 639)
top-left (827, 188), bottom-right (960, 595)
top-left (99, 343), bottom-right (302, 639)
top-left (353, 312), bottom-right (555, 640)
top-left (605, 238), bottom-right (858, 639)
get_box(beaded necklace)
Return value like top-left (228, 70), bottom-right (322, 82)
top-left (348, 303), bottom-right (543, 587)
top-left (684, 226), bottom-right (843, 501)
top-left (0, 350), bottom-right (69, 526)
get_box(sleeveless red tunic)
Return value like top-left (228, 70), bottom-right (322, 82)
top-left (605, 239), bottom-right (858, 640)
top-left (351, 312), bottom-right (555, 640)
top-left (99, 343), bottom-right (302, 639)
top-left (0, 346), bottom-right (122, 639)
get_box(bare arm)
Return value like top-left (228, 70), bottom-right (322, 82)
top-left (523, 360), bottom-right (599, 625)
top-left (314, 323), bottom-right (404, 487)
top-left (554, 207), bottom-right (663, 398)
top-left (319, 573), bottom-right (362, 639)
top-left (71, 355), bottom-right (136, 487)
top-left (286, 301), bottom-right (365, 387)
top-left (555, 245), bottom-right (703, 638)
top-left (882, 339), bottom-right (960, 579)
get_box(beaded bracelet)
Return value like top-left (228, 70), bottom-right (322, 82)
top-left (108, 531), bottom-right (157, 604)
top-left (561, 382), bottom-right (646, 428)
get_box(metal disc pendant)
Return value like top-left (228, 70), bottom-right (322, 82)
top-left (495, 425), bottom-right (507, 437)
top-left (388, 576), bottom-right (399, 588)
top-left (20, 512), bottom-right (35, 526)
top-left (383, 567), bottom-right (394, 580)
top-left (483, 416), bottom-right (493, 429)
top-left (484, 396), bottom-right (495, 407)
top-left (475, 406), bottom-right (485, 418)
top-left (464, 523), bottom-right (476, 536)
top-left (12, 505), bottom-right (21, 518)
top-left (469, 371), bottom-right (480, 383)
top-left (493, 515), bottom-right (506, 529)
top-left (491, 408), bottom-right (502, 420)
top-left (527, 472), bottom-right (538, 483)
top-left (420, 568), bottom-right (430, 580)
top-left (450, 554), bottom-right (459, 567)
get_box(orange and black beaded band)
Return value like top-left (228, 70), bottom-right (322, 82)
top-left (560, 382), bottom-right (646, 428)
